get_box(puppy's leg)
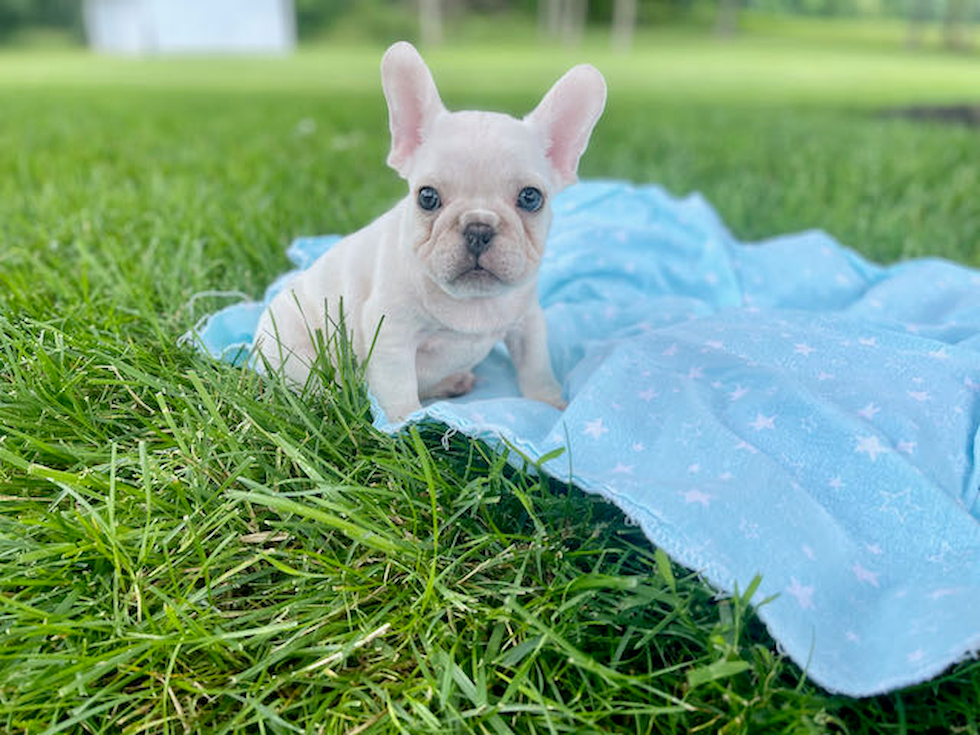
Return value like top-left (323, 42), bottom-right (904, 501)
top-left (421, 371), bottom-right (477, 399)
top-left (254, 300), bottom-right (319, 388)
top-left (366, 341), bottom-right (424, 422)
top-left (505, 304), bottom-right (566, 410)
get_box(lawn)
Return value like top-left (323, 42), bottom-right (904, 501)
top-left (1, 27), bottom-right (980, 733)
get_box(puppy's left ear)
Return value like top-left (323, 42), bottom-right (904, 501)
top-left (381, 41), bottom-right (446, 178)
top-left (525, 65), bottom-right (606, 189)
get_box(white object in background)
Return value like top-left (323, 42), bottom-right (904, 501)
top-left (83, 0), bottom-right (296, 55)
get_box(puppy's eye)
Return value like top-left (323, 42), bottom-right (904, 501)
top-left (517, 186), bottom-right (544, 213)
top-left (417, 186), bottom-right (441, 211)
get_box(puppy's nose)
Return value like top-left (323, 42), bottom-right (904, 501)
top-left (463, 222), bottom-right (495, 257)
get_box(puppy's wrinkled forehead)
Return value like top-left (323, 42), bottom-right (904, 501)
top-left (410, 111), bottom-right (552, 194)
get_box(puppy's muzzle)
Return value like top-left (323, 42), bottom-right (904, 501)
top-left (463, 222), bottom-right (495, 257)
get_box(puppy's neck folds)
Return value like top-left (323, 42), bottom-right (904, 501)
top-left (418, 272), bottom-right (536, 335)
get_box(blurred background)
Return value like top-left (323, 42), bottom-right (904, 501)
top-left (2, 1), bottom-right (978, 276)
top-left (0, 0), bottom-right (977, 55)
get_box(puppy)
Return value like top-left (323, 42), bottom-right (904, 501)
top-left (254, 42), bottom-right (606, 422)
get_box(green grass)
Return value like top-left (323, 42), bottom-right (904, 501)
top-left (2, 30), bottom-right (980, 733)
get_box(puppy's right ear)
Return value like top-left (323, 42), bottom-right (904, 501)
top-left (381, 41), bottom-right (445, 178)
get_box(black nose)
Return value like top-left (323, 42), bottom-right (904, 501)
top-left (463, 222), bottom-right (495, 257)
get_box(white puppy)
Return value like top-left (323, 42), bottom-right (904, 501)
top-left (254, 42), bottom-right (606, 422)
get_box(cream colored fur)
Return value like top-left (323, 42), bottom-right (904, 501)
top-left (254, 42), bottom-right (605, 422)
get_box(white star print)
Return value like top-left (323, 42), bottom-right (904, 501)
top-left (794, 343), bottom-right (815, 356)
top-left (687, 366), bottom-right (704, 380)
top-left (897, 440), bottom-right (916, 455)
top-left (735, 440), bottom-right (759, 454)
top-left (852, 562), bottom-right (879, 587)
top-left (705, 340), bottom-right (724, 350)
top-left (857, 403), bottom-right (880, 420)
top-left (749, 413), bottom-right (775, 431)
top-left (583, 418), bottom-right (609, 439)
top-left (866, 544), bottom-right (883, 555)
top-left (855, 435), bottom-right (889, 461)
top-left (880, 487), bottom-right (921, 523)
top-left (631, 442), bottom-right (645, 452)
top-left (611, 463), bottom-right (634, 475)
top-left (907, 649), bottom-right (925, 664)
top-left (859, 337), bottom-right (878, 347)
top-left (729, 385), bottom-right (749, 401)
top-left (681, 489), bottom-right (713, 507)
top-left (739, 518), bottom-right (760, 539)
top-left (907, 390), bottom-right (930, 402)
top-left (786, 577), bottom-right (815, 610)
top-left (927, 540), bottom-right (955, 571)
top-left (687, 463), bottom-right (701, 474)
top-left (929, 347), bottom-right (950, 360)
top-left (662, 343), bottom-right (678, 357)
top-left (638, 387), bottom-right (659, 401)
top-left (828, 476), bottom-right (844, 490)
top-left (802, 545), bottom-right (815, 560)
top-left (817, 372), bottom-right (835, 381)
top-left (846, 631), bottom-right (860, 643)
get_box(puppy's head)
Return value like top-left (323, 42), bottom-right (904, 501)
top-left (381, 42), bottom-right (605, 299)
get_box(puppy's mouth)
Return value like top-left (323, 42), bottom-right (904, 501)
top-left (446, 259), bottom-right (508, 294)
top-left (453, 262), bottom-right (502, 284)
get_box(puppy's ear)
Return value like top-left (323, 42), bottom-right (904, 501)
top-left (525, 65), bottom-right (606, 189)
top-left (381, 41), bottom-right (446, 178)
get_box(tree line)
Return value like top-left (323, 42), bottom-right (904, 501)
top-left (1, 0), bottom-right (976, 51)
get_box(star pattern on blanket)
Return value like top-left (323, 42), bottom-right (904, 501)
top-left (786, 578), bottom-right (815, 610)
top-left (852, 563), bottom-right (880, 587)
top-left (857, 402), bottom-right (880, 420)
top-left (729, 385), bottom-right (749, 401)
top-left (582, 418), bottom-right (608, 439)
top-left (681, 489), bottom-right (713, 507)
top-left (855, 435), bottom-right (889, 461)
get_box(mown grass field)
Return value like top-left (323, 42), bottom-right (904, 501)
top-left (1, 26), bottom-right (980, 733)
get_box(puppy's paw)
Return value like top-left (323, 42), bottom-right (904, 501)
top-left (523, 383), bottom-right (567, 411)
top-left (427, 371), bottom-right (477, 399)
top-left (384, 400), bottom-right (424, 424)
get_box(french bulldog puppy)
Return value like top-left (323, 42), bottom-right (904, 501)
top-left (254, 41), bottom-right (606, 422)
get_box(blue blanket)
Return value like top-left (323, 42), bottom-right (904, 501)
top-left (186, 181), bottom-right (980, 697)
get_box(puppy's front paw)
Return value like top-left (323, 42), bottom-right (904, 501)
top-left (523, 383), bottom-right (567, 411)
top-left (384, 400), bottom-right (423, 424)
